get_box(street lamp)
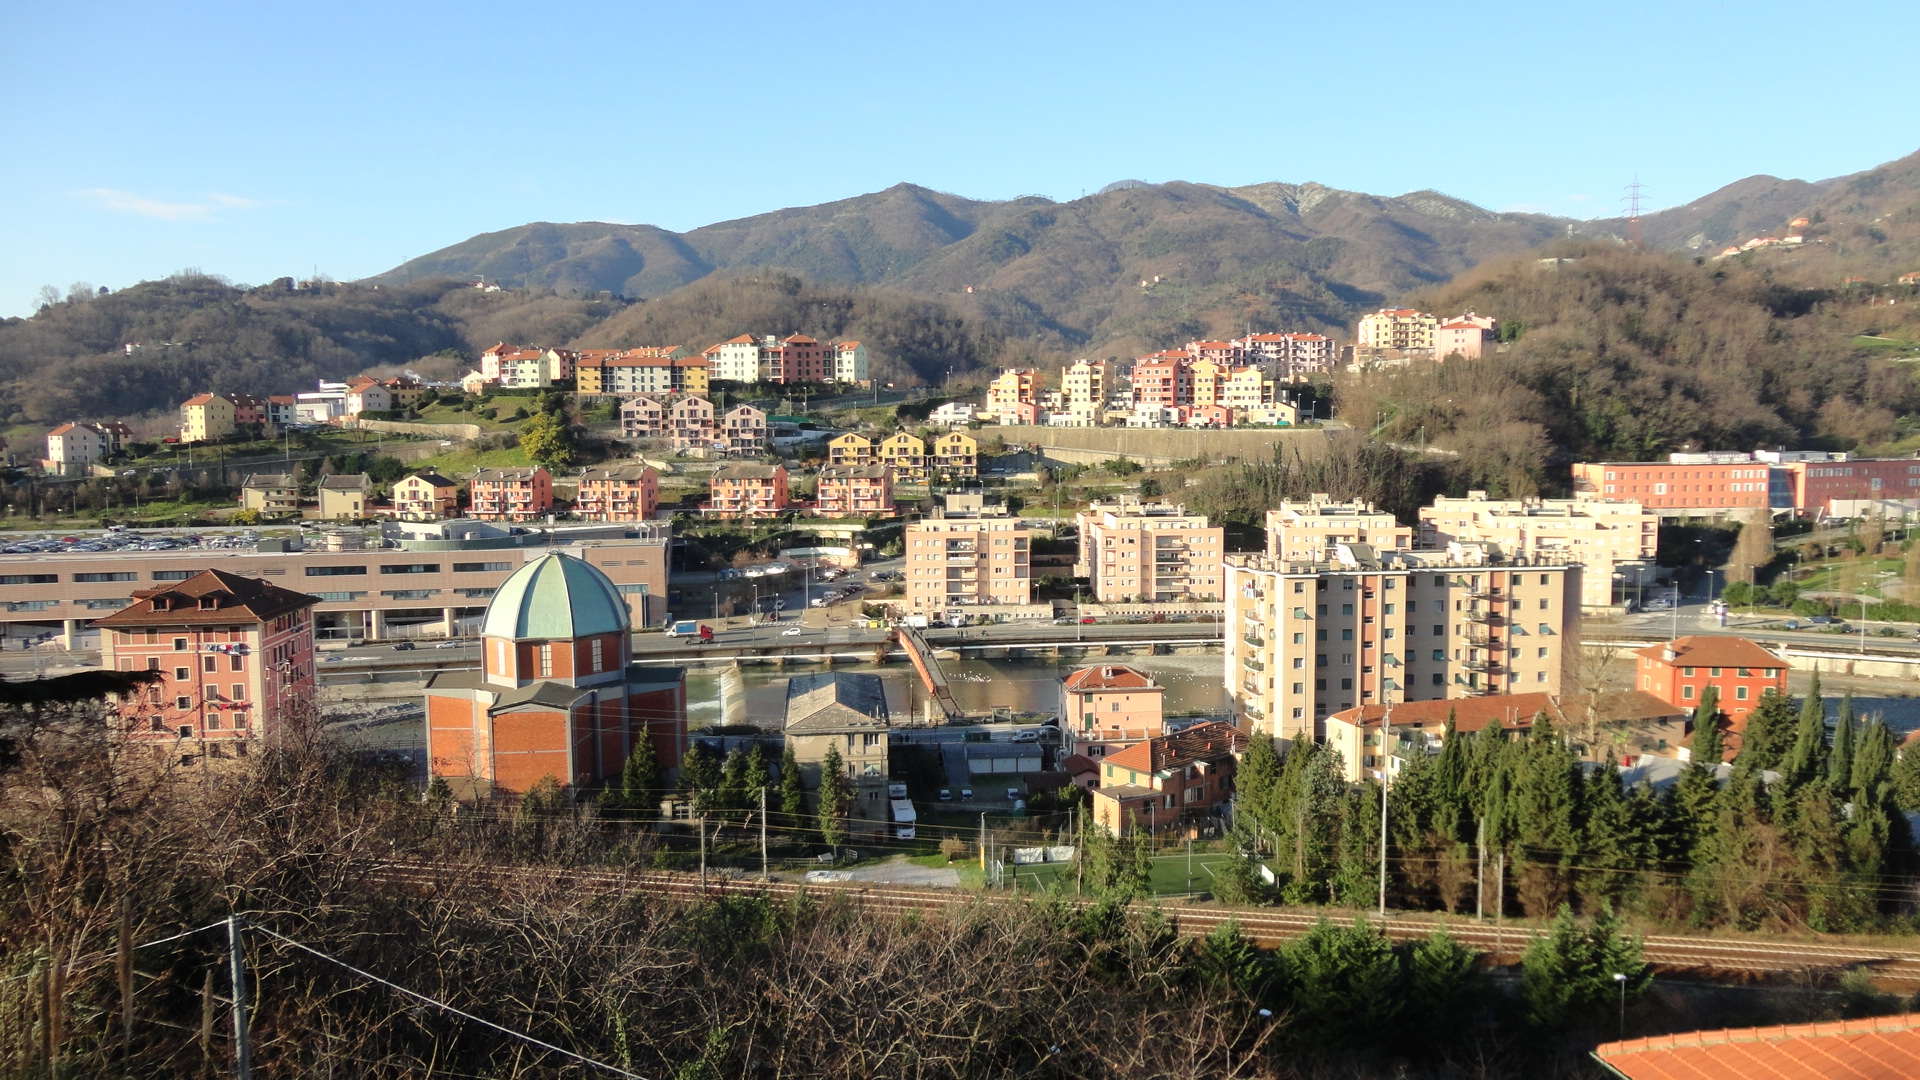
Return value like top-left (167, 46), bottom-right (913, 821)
top-left (1612, 972), bottom-right (1628, 1037)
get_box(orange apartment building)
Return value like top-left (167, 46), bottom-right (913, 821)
top-left (669, 396), bottom-right (717, 451)
top-left (1571, 455), bottom-right (1780, 514)
top-left (1060, 663), bottom-right (1167, 760)
top-left (1131, 353), bottom-right (1192, 407)
top-left (1074, 498), bottom-right (1225, 602)
top-left (469, 468), bottom-right (553, 522)
top-left (98, 569), bottom-right (320, 752)
top-left (903, 518), bottom-right (1031, 613)
top-left (709, 463), bottom-right (789, 517)
top-left (815, 464), bottom-right (893, 517)
top-left (1091, 721), bottom-right (1247, 835)
top-left (574, 465), bottom-right (659, 522)
top-left (423, 553), bottom-right (687, 798)
top-left (1635, 636), bottom-right (1787, 739)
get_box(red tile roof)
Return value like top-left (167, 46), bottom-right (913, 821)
top-left (836, 340), bottom-right (861, 350)
top-left (1103, 721), bottom-right (1247, 775)
top-left (93, 569), bottom-right (320, 629)
top-left (1059, 753), bottom-right (1098, 778)
top-left (1328, 692), bottom-right (1568, 733)
top-left (182, 393), bottom-right (219, 407)
top-left (1063, 664), bottom-right (1161, 692)
top-left (1595, 1012), bottom-right (1920, 1080)
top-left (1634, 636), bottom-right (1783, 670)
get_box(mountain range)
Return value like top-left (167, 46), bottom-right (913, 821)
top-left (369, 148), bottom-right (1920, 354)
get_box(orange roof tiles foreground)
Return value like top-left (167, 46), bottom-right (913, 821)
top-left (1103, 720), bottom-right (1247, 774)
top-left (1594, 1012), bottom-right (1920, 1080)
top-left (1634, 636), bottom-right (1783, 670)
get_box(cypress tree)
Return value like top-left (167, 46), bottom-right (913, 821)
top-left (1891, 731), bottom-right (1920, 813)
top-left (1736, 690), bottom-right (1798, 775)
top-left (1688, 685), bottom-right (1721, 765)
top-left (778, 742), bottom-right (807, 824)
top-left (1829, 693), bottom-right (1857, 790)
top-left (1577, 751), bottom-right (1639, 913)
top-left (617, 727), bottom-right (657, 817)
top-left (1673, 686), bottom-right (1724, 862)
top-left (680, 743), bottom-right (721, 813)
top-left (745, 742), bottom-right (773, 800)
top-left (817, 744), bottom-right (852, 848)
top-left (1852, 717), bottom-right (1897, 804)
top-left (1785, 683), bottom-right (1830, 787)
top-left (720, 747), bottom-right (750, 812)
top-left (1237, 733), bottom-right (1283, 832)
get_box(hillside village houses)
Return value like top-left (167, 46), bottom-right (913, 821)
top-left (574, 465), bottom-right (660, 522)
top-left (709, 463), bottom-right (790, 518)
top-left (44, 420), bottom-right (131, 473)
top-left (391, 472), bottom-right (460, 521)
top-left (469, 467), bottom-right (554, 522)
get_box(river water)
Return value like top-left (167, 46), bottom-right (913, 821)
top-left (688, 653), bottom-right (1230, 730)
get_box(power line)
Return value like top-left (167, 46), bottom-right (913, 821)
top-left (252, 925), bottom-right (650, 1080)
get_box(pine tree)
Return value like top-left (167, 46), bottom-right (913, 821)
top-left (745, 742), bottom-right (773, 799)
top-left (1689, 685), bottom-right (1722, 764)
top-left (1829, 692), bottom-right (1857, 790)
top-left (1577, 752), bottom-right (1640, 913)
top-left (1891, 732), bottom-right (1920, 813)
top-left (816, 744), bottom-right (852, 848)
top-left (720, 747), bottom-right (750, 812)
top-left (778, 743), bottom-right (807, 824)
top-left (616, 728), bottom-right (657, 817)
top-left (680, 743), bottom-right (721, 813)
top-left (1277, 918), bottom-right (1405, 1048)
top-left (1519, 903), bottom-right (1649, 1028)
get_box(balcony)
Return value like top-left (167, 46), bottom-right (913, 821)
top-left (1463, 658), bottom-right (1492, 673)
top-left (1465, 609), bottom-right (1498, 625)
top-left (1242, 657), bottom-right (1264, 673)
top-left (1242, 634), bottom-right (1265, 648)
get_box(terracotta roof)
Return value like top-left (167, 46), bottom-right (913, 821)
top-left (783, 334), bottom-right (819, 345)
top-left (1634, 636), bottom-right (1783, 670)
top-left (1594, 1012), bottom-right (1920, 1080)
top-left (724, 334), bottom-right (755, 344)
top-left (836, 340), bottom-right (861, 349)
top-left (267, 395), bottom-right (296, 404)
top-left (1059, 753), bottom-right (1098, 778)
top-left (92, 569), bottom-right (320, 629)
top-left (712, 463), bottom-right (785, 481)
top-left (1595, 689), bottom-right (1690, 723)
top-left (1328, 693), bottom-right (1568, 733)
top-left (46, 422), bottom-right (82, 437)
top-left (182, 393), bottom-right (219, 407)
top-left (1063, 664), bottom-right (1161, 693)
top-left (1103, 721), bottom-right (1246, 775)
top-left (580, 465), bottom-right (657, 483)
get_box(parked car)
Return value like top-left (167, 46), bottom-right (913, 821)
top-left (1808, 615), bottom-right (1842, 625)
top-left (1006, 787), bottom-right (1021, 801)
top-left (960, 788), bottom-right (974, 800)
top-left (1012, 730), bottom-right (1039, 743)
top-left (939, 788), bottom-right (953, 801)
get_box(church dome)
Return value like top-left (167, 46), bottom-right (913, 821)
top-left (480, 552), bottom-right (630, 641)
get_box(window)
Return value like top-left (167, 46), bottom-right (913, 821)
top-left (381, 563), bottom-right (441, 575)
top-left (1341, 604), bottom-right (1354, 615)
top-left (305, 565), bottom-right (367, 576)
top-left (1537, 672), bottom-right (1548, 683)
top-left (174, 667), bottom-right (189, 680)
top-left (1340, 678), bottom-right (1353, 690)
top-left (1682, 667), bottom-right (1694, 676)
top-left (455, 588), bottom-right (496, 599)
top-left (1540, 575), bottom-right (1550, 585)
top-left (617, 584), bottom-right (649, 595)
top-left (203, 656), bottom-right (217, 672)
top-left (75, 572), bottom-right (135, 583)
top-left (1291, 683), bottom-right (1303, 694)
top-left (1538, 648), bottom-right (1548, 658)
top-left (539, 645), bottom-right (553, 678)
top-left (1539, 598), bottom-right (1549, 610)
top-left (452, 562), bottom-right (512, 573)
top-left (1683, 685), bottom-right (1695, 699)
top-left (0, 573), bottom-right (57, 585)
top-left (862, 732), bottom-right (882, 748)
top-left (1292, 657), bottom-right (1304, 669)
top-left (176, 696), bottom-right (192, 710)
top-left (230, 655), bottom-right (244, 671)
top-left (1342, 629), bottom-right (1354, 641)
top-left (1383, 603), bottom-right (1395, 614)
top-left (231, 684), bottom-right (245, 700)
top-left (1538, 624), bottom-right (1552, 635)
top-left (1433, 625), bottom-right (1444, 636)
top-left (591, 639), bottom-right (604, 672)
top-left (1291, 633), bottom-right (1304, 644)
top-left (311, 591), bottom-right (367, 602)
top-left (1735, 685), bottom-right (1749, 701)
top-left (1315, 629), bottom-right (1327, 641)
top-left (1710, 667), bottom-right (1722, 677)
top-left (1737, 667), bottom-right (1751, 677)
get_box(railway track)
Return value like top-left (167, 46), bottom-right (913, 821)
top-left (367, 863), bottom-right (1920, 985)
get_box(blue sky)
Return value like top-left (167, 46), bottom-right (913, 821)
top-left (3, 0), bottom-right (1915, 316)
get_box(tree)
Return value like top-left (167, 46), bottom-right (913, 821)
top-left (816, 745), bottom-right (852, 848)
top-left (680, 743), bottom-right (721, 813)
top-left (778, 743), bottom-right (807, 824)
top-left (607, 728), bottom-right (657, 817)
top-left (720, 747), bottom-right (750, 812)
top-left (1404, 929), bottom-right (1482, 1050)
top-left (1736, 689), bottom-right (1798, 775)
top-left (1277, 918), bottom-right (1404, 1047)
top-left (1196, 921), bottom-right (1271, 1000)
top-left (1829, 692), bottom-right (1857, 791)
top-left (1726, 509), bottom-right (1773, 586)
top-left (1519, 904), bottom-right (1650, 1028)
top-left (519, 412), bottom-right (577, 468)
top-left (1784, 681), bottom-right (1830, 788)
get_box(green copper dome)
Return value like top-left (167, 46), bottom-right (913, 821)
top-left (480, 552), bottom-right (630, 641)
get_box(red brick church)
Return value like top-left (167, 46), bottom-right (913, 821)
top-left (424, 552), bottom-right (685, 798)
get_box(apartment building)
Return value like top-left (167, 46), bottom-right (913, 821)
top-left (669, 396), bottom-right (717, 452)
top-left (1220, 367), bottom-right (1277, 411)
top-left (833, 341), bottom-right (869, 385)
top-left (903, 518), bottom-right (1031, 613)
top-left (1131, 353), bottom-right (1191, 408)
top-left (0, 527), bottom-right (670, 647)
top-left (704, 335), bottom-right (763, 383)
top-left (1060, 663), bottom-right (1167, 760)
top-left (987, 368), bottom-right (1040, 423)
top-left (392, 472), bottom-right (459, 520)
top-left (878, 432), bottom-right (927, 483)
top-left (572, 350), bottom-right (620, 395)
top-left (784, 672), bottom-right (894, 839)
top-left (1224, 548), bottom-right (1580, 745)
top-left (344, 378), bottom-right (391, 416)
top-left (99, 569), bottom-right (320, 751)
top-left (575, 465), bottom-right (659, 522)
top-left (180, 393), bottom-right (236, 443)
top-left (479, 344), bottom-right (560, 389)
top-left (1062, 359), bottom-right (1114, 423)
top-left (815, 464), bottom-right (893, 517)
top-left (709, 463), bottom-right (789, 517)
top-left (932, 431), bottom-right (979, 480)
top-left (620, 396), bottom-right (666, 438)
top-left (1355, 309), bottom-right (1438, 352)
top-left (1325, 693), bottom-right (1569, 784)
top-left (761, 334), bottom-right (831, 384)
top-left (828, 433), bottom-right (875, 467)
top-left (721, 404), bottom-right (767, 456)
top-left (316, 474), bottom-right (372, 520)
top-left (600, 351), bottom-right (686, 397)
top-left (1265, 496), bottom-right (1414, 562)
top-left (1074, 498), bottom-right (1225, 602)
top-left (1419, 492), bottom-right (1657, 608)
top-left (1090, 721), bottom-right (1247, 835)
top-left (1435, 313), bottom-right (1497, 360)
top-left (469, 467), bottom-right (554, 522)
top-left (1635, 636), bottom-right (1787, 729)
top-left (45, 422), bottom-right (124, 471)
top-left (1240, 332), bottom-right (1336, 377)
top-left (1189, 359), bottom-right (1233, 408)
top-left (240, 474), bottom-right (301, 517)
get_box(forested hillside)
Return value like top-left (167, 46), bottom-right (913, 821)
top-left (1333, 244), bottom-right (1920, 496)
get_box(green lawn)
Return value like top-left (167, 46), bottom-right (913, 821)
top-left (406, 445), bottom-right (535, 475)
top-left (1004, 849), bottom-right (1247, 898)
top-left (1791, 557), bottom-right (1902, 597)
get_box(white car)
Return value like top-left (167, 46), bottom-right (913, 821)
top-left (782, 627), bottom-right (803, 636)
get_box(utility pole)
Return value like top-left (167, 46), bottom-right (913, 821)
top-left (227, 914), bottom-right (251, 1080)
top-left (118, 895), bottom-right (134, 1051)
top-left (1494, 851), bottom-right (1506, 963)
top-left (699, 815), bottom-right (708, 888)
top-left (1475, 817), bottom-right (1486, 921)
top-left (1074, 805), bottom-right (1083, 895)
top-left (979, 812), bottom-right (987, 872)
top-left (1377, 696), bottom-right (1394, 918)
top-left (760, 787), bottom-right (769, 881)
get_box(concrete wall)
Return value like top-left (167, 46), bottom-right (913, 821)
top-left (989, 425), bottom-right (1328, 467)
top-left (347, 419), bottom-right (485, 441)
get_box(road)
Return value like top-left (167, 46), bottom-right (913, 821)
top-left (1588, 591), bottom-right (1920, 657)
